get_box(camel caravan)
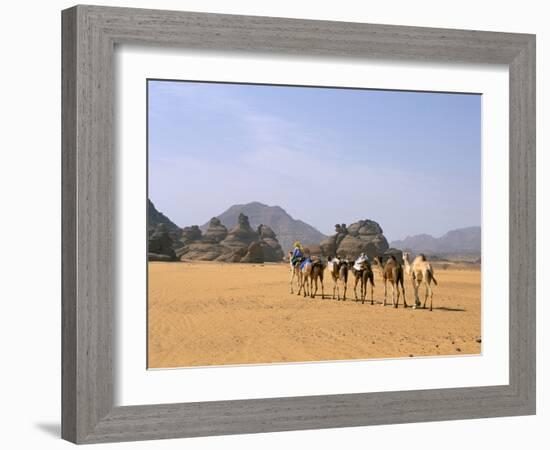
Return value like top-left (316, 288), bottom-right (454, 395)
top-left (288, 242), bottom-right (438, 311)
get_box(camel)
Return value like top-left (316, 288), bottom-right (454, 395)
top-left (373, 255), bottom-right (407, 308)
top-left (297, 257), bottom-right (314, 298)
top-left (310, 257), bottom-right (326, 299)
top-left (402, 252), bottom-right (438, 311)
top-left (327, 256), bottom-right (350, 300)
top-left (288, 251), bottom-right (303, 294)
top-left (351, 259), bottom-right (375, 304)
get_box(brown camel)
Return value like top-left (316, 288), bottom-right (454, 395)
top-left (351, 259), bottom-right (375, 304)
top-left (402, 252), bottom-right (438, 311)
top-left (327, 256), bottom-right (350, 300)
top-left (310, 257), bottom-right (326, 299)
top-left (373, 255), bottom-right (407, 308)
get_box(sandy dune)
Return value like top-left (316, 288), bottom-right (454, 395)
top-left (148, 261), bottom-right (481, 368)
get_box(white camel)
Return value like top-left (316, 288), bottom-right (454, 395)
top-left (297, 258), bottom-right (314, 298)
top-left (402, 252), bottom-right (438, 311)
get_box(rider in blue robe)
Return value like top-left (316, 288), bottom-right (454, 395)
top-left (290, 241), bottom-right (304, 266)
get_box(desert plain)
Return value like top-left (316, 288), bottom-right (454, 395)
top-left (147, 261), bottom-right (481, 368)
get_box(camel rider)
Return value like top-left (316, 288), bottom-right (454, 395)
top-left (290, 241), bottom-right (304, 267)
top-left (354, 252), bottom-right (369, 271)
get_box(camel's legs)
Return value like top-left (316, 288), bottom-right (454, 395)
top-left (412, 278), bottom-right (421, 307)
top-left (290, 267), bottom-right (295, 294)
top-left (397, 281), bottom-right (401, 307)
top-left (424, 280), bottom-right (434, 310)
top-left (401, 279), bottom-right (408, 308)
top-left (342, 281), bottom-right (347, 301)
top-left (370, 281), bottom-right (374, 305)
top-left (320, 278), bottom-right (324, 300)
top-left (420, 279), bottom-right (430, 309)
top-left (354, 276), bottom-right (360, 301)
top-left (383, 281), bottom-right (387, 306)
top-left (299, 273), bottom-right (305, 296)
top-left (393, 282), bottom-right (398, 308)
top-left (312, 277), bottom-right (317, 298)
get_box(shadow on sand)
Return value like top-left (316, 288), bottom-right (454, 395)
top-left (431, 306), bottom-right (466, 312)
top-left (307, 295), bottom-right (466, 312)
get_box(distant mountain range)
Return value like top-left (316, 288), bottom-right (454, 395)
top-left (200, 201), bottom-right (327, 252)
top-left (149, 198), bottom-right (479, 257)
top-left (390, 226), bottom-right (481, 255)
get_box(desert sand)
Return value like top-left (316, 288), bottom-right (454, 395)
top-left (148, 261), bottom-right (481, 368)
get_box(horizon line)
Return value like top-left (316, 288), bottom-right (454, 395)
top-left (148, 197), bottom-right (480, 242)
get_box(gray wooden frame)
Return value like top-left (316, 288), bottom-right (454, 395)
top-left (62, 4), bottom-right (536, 444)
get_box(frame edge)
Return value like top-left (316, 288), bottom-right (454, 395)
top-left (61, 4), bottom-right (537, 443)
top-left (61, 5), bottom-right (79, 444)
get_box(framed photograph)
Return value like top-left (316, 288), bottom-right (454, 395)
top-left (62, 5), bottom-right (536, 444)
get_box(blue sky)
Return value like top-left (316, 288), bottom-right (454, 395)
top-left (148, 80), bottom-right (481, 242)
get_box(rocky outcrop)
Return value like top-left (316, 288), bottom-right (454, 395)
top-left (148, 223), bottom-right (177, 261)
top-left (257, 224), bottom-right (285, 262)
top-left (319, 235), bottom-right (338, 257)
top-left (202, 217), bottom-right (227, 243)
top-left (221, 213), bottom-right (258, 248)
top-left (177, 213), bottom-right (284, 263)
top-left (319, 220), bottom-right (389, 259)
top-left (148, 199), bottom-right (181, 242)
top-left (180, 225), bottom-right (202, 244)
top-left (240, 241), bottom-right (265, 263)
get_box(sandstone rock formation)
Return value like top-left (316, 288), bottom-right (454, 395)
top-left (176, 213), bottom-right (284, 263)
top-left (148, 199), bottom-right (181, 242)
top-left (220, 213), bottom-right (258, 248)
top-left (202, 217), bottom-right (227, 243)
top-left (319, 220), bottom-right (390, 259)
top-left (257, 224), bottom-right (285, 262)
top-left (148, 223), bottom-right (177, 261)
top-left (240, 241), bottom-right (265, 263)
top-left (180, 225), bottom-right (202, 244)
